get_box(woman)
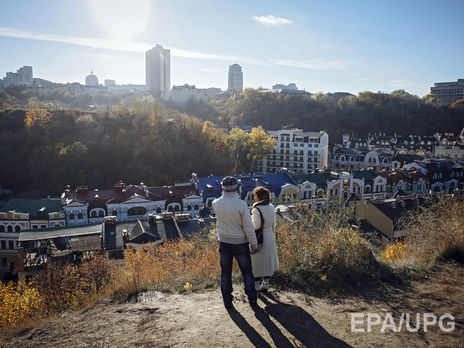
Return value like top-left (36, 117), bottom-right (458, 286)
top-left (250, 186), bottom-right (279, 291)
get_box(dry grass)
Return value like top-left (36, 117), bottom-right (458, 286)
top-left (382, 196), bottom-right (464, 272)
top-left (109, 239), bottom-right (221, 302)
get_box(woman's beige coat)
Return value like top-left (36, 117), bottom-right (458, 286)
top-left (250, 202), bottom-right (279, 278)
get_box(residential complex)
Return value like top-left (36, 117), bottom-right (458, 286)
top-left (228, 63), bottom-right (243, 93)
top-left (2, 66), bottom-right (33, 87)
top-left (430, 78), bottom-right (464, 106)
top-left (257, 129), bottom-right (329, 174)
top-left (146, 44), bottom-right (171, 99)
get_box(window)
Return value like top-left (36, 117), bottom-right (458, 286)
top-left (8, 240), bottom-right (14, 249)
top-left (69, 213), bottom-right (75, 220)
top-left (7, 226), bottom-right (12, 232)
top-left (112, 210), bottom-right (118, 216)
top-left (98, 210), bottom-right (104, 217)
top-left (194, 204), bottom-right (199, 210)
top-left (91, 211), bottom-right (97, 218)
top-left (1, 240), bottom-right (5, 249)
top-left (0, 226), bottom-right (4, 232)
top-left (128, 207), bottom-right (147, 216)
top-left (156, 207), bottom-right (162, 214)
top-left (78, 213), bottom-right (84, 219)
top-left (186, 205), bottom-right (192, 211)
top-left (1, 258), bottom-right (7, 268)
top-left (15, 226), bottom-right (20, 232)
top-left (41, 225), bottom-right (47, 229)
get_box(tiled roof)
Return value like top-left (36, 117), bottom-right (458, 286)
top-left (352, 170), bottom-right (378, 182)
top-left (1, 198), bottom-right (62, 214)
top-left (197, 173), bottom-right (298, 201)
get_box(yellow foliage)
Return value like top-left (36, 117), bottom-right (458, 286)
top-left (0, 281), bottom-right (43, 328)
top-left (380, 242), bottom-right (406, 262)
top-left (24, 107), bottom-right (51, 128)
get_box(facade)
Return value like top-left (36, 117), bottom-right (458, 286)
top-left (434, 131), bottom-right (464, 160)
top-left (228, 64), bottom-right (243, 93)
top-left (193, 172), bottom-right (299, 208)
top-left (430, 79), bottom-right (464, 106)
top-left (0, 198), bottom-right (64, 280)
top-left (331, 148), bottom-right (393, 171)
top-left (61, 182), bottom-right (200, 225)
top-left (3, 66), bottom-right (33, 87)
top-left (257, 129), bottom-right (329, 174)
top-left (104, 79), bottom-right (116, 86)
top-left (146, 44), bottom-right (170, 99)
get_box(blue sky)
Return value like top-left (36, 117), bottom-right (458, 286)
top-left (0, 0), bottom-right (463, 96)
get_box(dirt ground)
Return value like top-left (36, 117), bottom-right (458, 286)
top-left (2, 264), bottom-right (463, 348)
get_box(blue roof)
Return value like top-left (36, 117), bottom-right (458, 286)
top-left (197, 173), bottom-right (298, 202)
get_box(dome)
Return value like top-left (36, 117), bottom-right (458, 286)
top-left (85, 71), bottom-right (99, 86)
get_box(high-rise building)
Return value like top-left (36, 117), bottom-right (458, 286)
top-left (430, 79), bottom-right (464, 106)
top-left (146, 44), bottom-right (170, 99)
top-left (3, 66), bottom-right (33, 87)
top-left (228, 64), bottom-right (243, 93)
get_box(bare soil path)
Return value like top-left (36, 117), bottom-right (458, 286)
top-left (2, 265), bottom-right (463, 347)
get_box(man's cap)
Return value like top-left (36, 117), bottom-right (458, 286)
top-left (221, 176), bottom-right (238, 191)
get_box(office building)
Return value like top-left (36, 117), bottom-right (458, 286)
top-left (146, 44), bottom-right (170, 99)
top-left (228, 64), bottom-right (243, 93)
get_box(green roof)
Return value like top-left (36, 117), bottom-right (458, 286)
top-left (1, 198), bottom-right (62, 214)
top-left (19, 224), bottom-right (102, 241)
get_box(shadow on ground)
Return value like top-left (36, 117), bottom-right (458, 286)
top-left (228, 291), bottom-right (352, 347)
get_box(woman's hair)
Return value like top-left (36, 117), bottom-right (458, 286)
top-left (253, 186), bottom-right (271, 203)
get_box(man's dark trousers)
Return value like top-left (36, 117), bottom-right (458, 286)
top-left (219, 242), bottom-right (257, 306)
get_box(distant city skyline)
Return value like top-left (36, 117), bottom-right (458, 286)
top-left (0, 0), bottom-right (463, 96)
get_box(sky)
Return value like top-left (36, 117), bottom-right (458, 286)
top-left (0, 0), bottom-right (463, 96)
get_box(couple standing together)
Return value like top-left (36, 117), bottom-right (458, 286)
top-left (212, 176), bottom-right (279, 309)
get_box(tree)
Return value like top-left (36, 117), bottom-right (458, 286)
top-left (24, 108), bottom-right (52, 128)
top-left (247, 127), bottom-right (277, 172)
top-left (226, 128), bottom-right (251, 173)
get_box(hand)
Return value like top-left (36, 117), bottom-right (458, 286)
top-left (250, 248), bottom-right (258, 255)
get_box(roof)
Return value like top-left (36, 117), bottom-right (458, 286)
top-left (294, 171), bottom-right (337, 188)
top-left (19, 223), bottom-right (102, 241)
top-left (197, 173), bottom-right (297, 201)
top-left (352, 170), bottom-right (378, 182)
top-left (393, 154), bottom-right (425, 164)
top-left (66, 183), bottom-right (198, 206)
top-left (1, 198), bottom-right (62, 214)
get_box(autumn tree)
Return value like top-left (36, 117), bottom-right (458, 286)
top-left (24, 107), bottom-right (52, 128)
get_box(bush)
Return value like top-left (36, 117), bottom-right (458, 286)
top-left (109, 238), bottom-right (221, 302)
top-left (274, 203), bottom-right (393, 294)
top-left (0, 281), bottom-right (43, 328)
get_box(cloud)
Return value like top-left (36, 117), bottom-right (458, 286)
top-left (252, 15), bottom-right (293, 26)
top-left (0, 26), bottom-right (342, 71)
top-left (272, 58), bottom-right (346, 70)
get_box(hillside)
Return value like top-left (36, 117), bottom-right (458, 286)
top-left (3, 264), bottom-right (463, 348)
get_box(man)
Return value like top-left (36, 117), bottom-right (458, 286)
top-left (212, 176), bottom-right (259, 309)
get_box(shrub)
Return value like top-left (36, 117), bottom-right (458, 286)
top-left (0, 281), bottom-right (43, 328)
top-left (274, 203), bottom-right (392, 294)
top-left (109, 238), bottom-right (221, 302)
